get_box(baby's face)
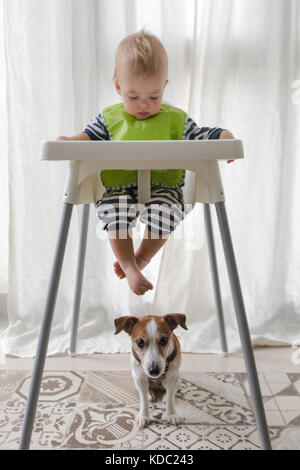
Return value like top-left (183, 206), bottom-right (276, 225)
top-left (115, 68), bottom-right (168, 120)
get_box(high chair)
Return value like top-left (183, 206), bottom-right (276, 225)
top-left (19, 139), bottom-right (272, 450)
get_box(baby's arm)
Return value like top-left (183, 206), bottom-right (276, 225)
top-left (184, 116), bottom-right (236, 164)
top-left (57, 113), bottom-right (109, 141)
top-left (56, 132), bottom-right (91, 141)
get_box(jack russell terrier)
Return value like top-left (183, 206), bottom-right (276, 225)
top-left (114, 314), bottom-right (188, 428)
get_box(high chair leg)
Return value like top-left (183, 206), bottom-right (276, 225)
top-left (19, 202), bottom-right (74, 450)
top-left (204, 203), bottom-right (228, 354)
top-left (215, 201), bottom-right (272, 450)
top-left (69, 203), bottom-right (90, 356)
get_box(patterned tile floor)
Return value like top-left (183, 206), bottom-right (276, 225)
top-left (0, 370), bottom-right (300, 449)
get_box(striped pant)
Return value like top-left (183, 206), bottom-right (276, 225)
top-left (96, 185), bottom-right (186, 237)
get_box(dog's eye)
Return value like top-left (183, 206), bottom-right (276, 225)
top-left (159, 336), bottom-right (168, 346)
top-left (136, 338), bottom-right (145, 348)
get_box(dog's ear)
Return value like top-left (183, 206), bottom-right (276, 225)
top-left (114, 316), bottom-right (138, 335)
top-left (163, 314), bottom-right (188, 331)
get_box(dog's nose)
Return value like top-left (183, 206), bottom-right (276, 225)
top-left (149, 363), bottom-right (160, 377)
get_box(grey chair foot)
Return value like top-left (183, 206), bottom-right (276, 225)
top-left (215, 201), bottom-right (271, 450)
top-left (69, 203), bottom-right (90, 355)
top-left (19, 202), bottom-right (73, 450)
top-left (204, 203), bottom-right (228, 353)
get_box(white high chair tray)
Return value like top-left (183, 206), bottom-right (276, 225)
top-left (41, 139), bottom-right (244, 164)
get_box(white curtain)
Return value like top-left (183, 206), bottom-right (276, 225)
top-left (1, 0), bottom-right (300, 357)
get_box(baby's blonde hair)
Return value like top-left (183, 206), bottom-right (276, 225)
top-left (113, 29), bottom-right (168, 81)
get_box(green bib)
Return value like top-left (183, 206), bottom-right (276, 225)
top-left (101, 103), bottom-right (187, 190)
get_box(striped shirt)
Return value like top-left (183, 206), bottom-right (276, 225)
top-left (83, 114), bottom-right (223, 142)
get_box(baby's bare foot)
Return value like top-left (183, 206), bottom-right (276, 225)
top-left (122, 264), bottom-right (153, 296)
top-left (113, 253), bottom-right (149, 280)
top-left (113, 261), bottom-right (127, 279)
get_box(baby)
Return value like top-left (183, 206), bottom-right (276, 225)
top-left (57, 30), bottom-right (234, 296)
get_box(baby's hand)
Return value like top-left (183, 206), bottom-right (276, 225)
top-left (56, 136), bottom-right (70, 141)
top-left (56, 133), bottom-right (90, 141)
top-left (218, 129), bottom-right (235, 164)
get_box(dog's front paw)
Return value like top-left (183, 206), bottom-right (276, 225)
top-left (137, 414), bottom-right (150, 429)
top-left (168, 413), bottom-right (180, 425)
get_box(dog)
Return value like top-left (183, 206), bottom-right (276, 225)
top-left (114, 314), bottom-right (188, 428)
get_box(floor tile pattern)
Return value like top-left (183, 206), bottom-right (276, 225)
top-left (0, 370), bottom-right (299, 449)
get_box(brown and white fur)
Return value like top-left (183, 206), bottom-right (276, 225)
top-left (114, 314), bottom-right (188, 428)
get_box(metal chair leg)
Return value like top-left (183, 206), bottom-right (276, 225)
top-left (204, 203), bottom-right (228, 353)
top-left (215, 201), bottom-right (271, 450)
top-left (19, 202), bottom-right (73, 450)
top-left (69, 203), bottom-right (90, 356)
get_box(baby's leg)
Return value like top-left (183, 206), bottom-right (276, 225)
top-left (138, 187), bottom-right (185, 268)
top-left (108, 230), bottom-right (153, 295)
top-left (135, 229), bottom-right (169, 266)
top-left (114, 186), bottom-right (185, 278)
top-left (96, 188), bottom-right (152, 294)
top-left (113, 229), bottom-right (169, 279)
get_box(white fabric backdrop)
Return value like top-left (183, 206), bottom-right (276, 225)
top-left (0, 0), bottom-right (300, 357)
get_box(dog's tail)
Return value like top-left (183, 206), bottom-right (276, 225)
top-left (148, 378), bottom-right (166, 402)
